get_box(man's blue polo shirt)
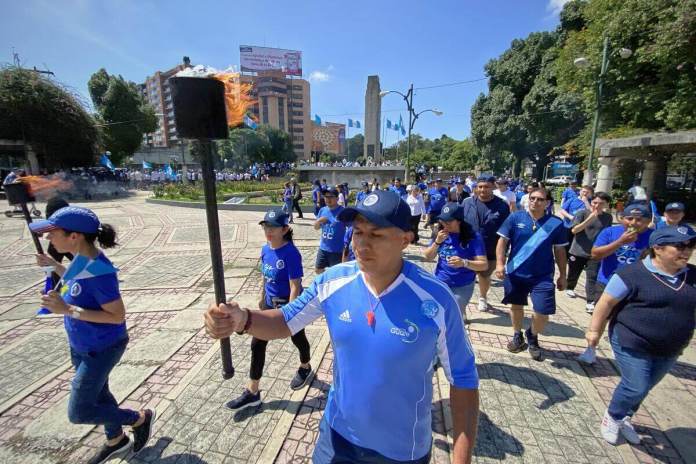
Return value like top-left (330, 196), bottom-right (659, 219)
top-left (281, 261), bottom-right (478, 461)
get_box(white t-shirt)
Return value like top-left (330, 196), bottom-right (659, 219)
top-left (406, 194), bottom-right (426, 216)
top-left (494, 188), bottom-right (516, 206)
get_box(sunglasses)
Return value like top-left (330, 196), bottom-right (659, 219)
top-left (665, 240), bottom-right (696, 250)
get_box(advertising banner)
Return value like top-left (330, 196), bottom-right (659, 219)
top-left (239, 45), bottom-right (302, 76)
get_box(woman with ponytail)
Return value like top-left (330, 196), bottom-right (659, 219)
top-left (31, 206), bottom-right (155, 464)
top-left (424, 202), bottom-right (488, 322)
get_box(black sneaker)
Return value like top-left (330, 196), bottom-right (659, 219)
top-left (87, 434), bottom-right (132, 464)
top-left (290, 366), bottom-right (313, 390)
top-left (506, 332), bottom-right (527, 353)
top-left (132, 408), bottom-right (156, 453)
top-left (525, 328), bottom-right (543, 361)
top-left (225, 389), bottom-right (262, 410)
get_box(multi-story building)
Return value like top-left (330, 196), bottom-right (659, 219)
top-left (238, 70), bottom-right (312, 160)
top-left (140, 57), bottom-right (192, 148)
top-left (312, 121), bottom-right (346, 155)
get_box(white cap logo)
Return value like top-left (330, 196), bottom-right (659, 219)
top-left (363, 194), bottom-right (379, 207)
top-left (678, 226), bottom-right (688, 235)
top-left (268, 211), bottom-right (276, 218)
top-left (276, 259), bottom-right (285, 269)
top-left (443, 206), bottom-right (450, 213)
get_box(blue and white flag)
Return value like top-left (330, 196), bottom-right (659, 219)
top-left (399, 115), bottom-right (405, 135)
top-left (347, 119), bottom-right (354, 128)
top-left (100, 153), bottom-right (115, 171)
top-left (355, 120), bottom-right (361, 129)
top-left (142, 160), bottom-right (152, 169)
top-left (244, 115), bottom-right (258, 129)
top-left (165, 164), bottom-right (175, 180)
top-left (314, 114), bottom-right (322, 125)
top-left (386, 119), bottom-right (392, 129)
top-left (62, 254), bottom-right (119, 283)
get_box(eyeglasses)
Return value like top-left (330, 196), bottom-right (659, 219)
top-left (665, 240), bottom-right (696, 250)
top-left (529, 197), bottom-right (546, 202)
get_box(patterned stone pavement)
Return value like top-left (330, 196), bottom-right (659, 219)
top-left (0, 192), bottom-right (693, 463)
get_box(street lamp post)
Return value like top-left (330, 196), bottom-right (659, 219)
top-left (379, 84), bottom-right (442, 182)
top-left (575, 37), bottom-right (632, 185)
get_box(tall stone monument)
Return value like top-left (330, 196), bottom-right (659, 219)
top-left (364, 75), bottom-right (381, 162)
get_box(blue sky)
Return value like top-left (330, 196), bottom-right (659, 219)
top-left (2, 0), bottom-right (567, 144)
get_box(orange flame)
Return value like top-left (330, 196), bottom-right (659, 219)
top-left (212, 72), bottom-right (256, 128)
top-left (20, 175), bottom-right (73, 198)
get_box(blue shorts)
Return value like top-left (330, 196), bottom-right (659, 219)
top-left (313, 416), bottom-right (431, 464)
top-left (502, 275), bottom-right (556, 315)
top-left (315, 249), bottom-right (342, 270)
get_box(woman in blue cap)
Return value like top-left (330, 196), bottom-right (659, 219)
top-left (31, 206), bottom-right (155, 464)
top-left (587, 225), bottom-right (696, 446)
top-left (225, 207), bottom-right (312, 411)
top-left (424, 202), bottom-right (488, 322)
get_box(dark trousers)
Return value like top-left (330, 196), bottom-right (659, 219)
top-left (250, 302), bottom-right (311, 380)
top-left (566, 254), bottom-right (600, 301)
top-left (68, 338), bottom-right (140, 440)
top-left (292, 199), bottom-right (304, 218)
top-left (409, 214), bottom-right (421, 243)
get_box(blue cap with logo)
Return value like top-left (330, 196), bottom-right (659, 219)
top-left (649, 225), bottom-right (696, 247)
top-left (665, 202), bottom-right (685, 212)
top-left (622, 203), bottom-right (651, 219)
top-left (437, 202), bottom-right (464, 222)
top-left (477, 175), bottom-right (496, 184)
top-left (259, 208), bottom-right (289, 227)
top-left (29, 206), bottom-right (100, 234)
top-left (337, 190), bottom-right (411, 231)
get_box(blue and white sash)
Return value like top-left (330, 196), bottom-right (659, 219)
top-left (506, 216), bottom-right (563, 275)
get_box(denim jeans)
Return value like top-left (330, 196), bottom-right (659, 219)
top-left (450, 282), bottom-right (475, 321)
top-left (607, 330), bottom-right (678, 420)
top-left (68, 337), bottom-right (140, 440)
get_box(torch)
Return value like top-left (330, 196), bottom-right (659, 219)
top-left (169, 76), bottom-right (235, 379)
top-left (5, 182), bottom-right (44, 253)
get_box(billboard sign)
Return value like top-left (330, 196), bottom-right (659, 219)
top-left (239, 45), bottom-right (302, 76)
top-left (551, 162), bottom-right (578, 176)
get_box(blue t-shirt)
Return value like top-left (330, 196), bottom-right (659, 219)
top-left (344, 226), bottom-right (354, 260)
top-left (497, 212), bottom-right (568, 280)
top-left (261, 242), bottom-right (303, 307)
top-left (427, 187), bottom-right (448, 212)
top-left (432, 232), bottom-right (485, 288)
top-left (281, 261), bottom-right (478, 461)
top-left (283, 187), bottom-right (293, 202)
top-left (390, 185), bottom-right (407, 200)
top-left (356, 190), bottom-right (369, 205)
top-left (312, 187), bottom-right (321, 204)
top-left (561, 187), bottom-right (577, 209)
top-left (318, 206), bottom-right (347, 253)
top-left (594, 225), bottom-right (652, 284)
top-left (655, 218), bottom-right (693, 231)
top-left (562, 196), bottom-right (587, 228)
top-left (60, 254), bottom-right (127, 354)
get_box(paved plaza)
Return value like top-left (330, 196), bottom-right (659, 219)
top-left (0, 193), bottom-right (694, 464)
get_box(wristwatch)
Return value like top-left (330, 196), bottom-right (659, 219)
top-left (70, 306), bottom-right (84, 319)
top-left (236, 309), bottom-right (252, 335)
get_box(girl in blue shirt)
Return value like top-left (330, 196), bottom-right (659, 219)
top-left (225, 208), bottom-right (312, 411)
top-left (31, 206), bottom-right (155, 463)
top-left (424, 203), bottom-right (488, 322)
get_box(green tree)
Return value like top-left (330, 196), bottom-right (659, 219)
top-left (345, 133), bottom-right (364, 160)
top-left (88, 69), bottom-right (158, 165)
top-left (257, 125), bottom-right (296, 163)
top-left (0, 66), bottom-right (99, 168)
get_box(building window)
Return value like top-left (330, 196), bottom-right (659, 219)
top-left (262, 96), bottom-right (269, 124)
top-left (291, 102), bottom-right (303, 108)
top-left (294, 144), bottom-right (304, 149)
top-left (291, 85), bottom-right (303, 91)
top-left (292, 135), bottom-right (304, 141)
top-left (291, 119), bottom-right (303, 126)
top-left (292, 111), bottom-right (303, 117)
top-left (291, 126), bottom-right (303, 133)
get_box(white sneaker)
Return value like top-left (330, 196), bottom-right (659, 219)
top-left (601, 410), bottom-right (620, 445)
top-left (620, 416), bottom-right (641, 444)
top-left (585, 303), bottom-right (595, 314)
top-left (565, 289), bottom-right (576, 298)
top-left (478, 298), bottom-right (489, 312)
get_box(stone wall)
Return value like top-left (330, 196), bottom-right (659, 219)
top-left (296, 166), bottom-right (406, 187)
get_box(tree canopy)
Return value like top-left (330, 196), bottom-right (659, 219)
top-left (216, 125), bottom-right (296, 168)
top-left (88, 68), bottom-right (158, 165)
top-left (0, 66), bottom-right (99, 168)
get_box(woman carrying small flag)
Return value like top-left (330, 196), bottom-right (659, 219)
top-left (31, 206), bottom-right (155, 464)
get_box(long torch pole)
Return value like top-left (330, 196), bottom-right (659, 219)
top-left (199, 139), bottom-right (234, 379)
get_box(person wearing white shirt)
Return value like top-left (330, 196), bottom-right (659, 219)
top-left (406, 185), bottom-right (426, 243)
top-left (494, 179), bottom-right (517, 212)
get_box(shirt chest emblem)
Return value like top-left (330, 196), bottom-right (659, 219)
top-left (338, 310), bottom-right (352, 323)
top-left (70, 282), bottom-right (82, 297)
top-left (390, 319), bottom-right (419, 343)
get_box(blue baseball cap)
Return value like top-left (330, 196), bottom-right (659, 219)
top-left (477, 175), bottom-right (496, 184)
top-left (323, 188), bottom-right (339, 197)
top-left (437, 203), bottom-right (464, 222)
top-left (259, 208), bottom-right (289, 227)
top-left (337, 190), bottom-right (411, 231)
top-left (665, 202), bottom-right (685, 212)
top-left (649, 225), bottom-right (696, 247)
top-left (622, 203), bottom-right (651, 219)
top-left (29, 206), bottom-right (100, 234)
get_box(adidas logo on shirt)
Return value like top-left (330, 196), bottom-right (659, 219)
top-left (338, 310), bottom-right (352, 323)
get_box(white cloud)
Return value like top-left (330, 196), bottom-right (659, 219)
top-left (547, 0), bottom-right (570, 15)
top-left (308, 66), bottom-right (334, 83)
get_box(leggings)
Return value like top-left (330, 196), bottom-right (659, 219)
top-left (249, 302), bottom-right (311, 380)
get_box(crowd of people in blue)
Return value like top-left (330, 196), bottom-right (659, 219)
top-left (25, 168), bottom-right (695, 463)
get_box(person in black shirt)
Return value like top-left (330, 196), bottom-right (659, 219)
top-left (587, 226), bottom-right (696, 446)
